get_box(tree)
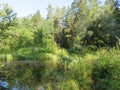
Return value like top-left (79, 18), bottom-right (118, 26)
top-left (31, 10), bottom-right (44, 29)
top-left (20, 15), bottom-right (32, 29)
top-left (82, 0), bottom-right (120, 48)
top-left (114, 0), bottom-right (120, 9)
top-left (0, 4), bottom-right (17, 32)
top-left (61, 0), bottom-right (90, 49)
top-left (0, 4), bottom-right (18, 49)
top-left (45, 5), bottom-right (67, 45)
top-left (60, 0), bottom-right (120, 50)
top-left (46, 4), bottom-right (54, 20)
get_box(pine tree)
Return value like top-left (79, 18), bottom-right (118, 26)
top-left (31, 10), bottom-right (44, 29)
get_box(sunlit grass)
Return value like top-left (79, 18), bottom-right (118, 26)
top-left (0, 48), bottom-right (120, 89)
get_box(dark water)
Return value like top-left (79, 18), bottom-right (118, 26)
top-left (0, 61), bottom-right (45, 90)
top-left (0, 79), bottom-right (31, 90)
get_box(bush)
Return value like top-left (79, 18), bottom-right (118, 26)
top-left (92, 52), bottom-right (120, 90)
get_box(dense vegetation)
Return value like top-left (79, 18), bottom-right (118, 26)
top-left (0, 0), bottom-right (120, 90)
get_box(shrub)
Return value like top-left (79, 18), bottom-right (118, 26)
top-left (92, 52), bottom-right (120, 90)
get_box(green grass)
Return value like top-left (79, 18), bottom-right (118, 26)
top-left (0, 48), bottom-right (120, 90)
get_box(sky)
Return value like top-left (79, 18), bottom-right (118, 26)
top-left (0, 0), bottom-right (74, 18)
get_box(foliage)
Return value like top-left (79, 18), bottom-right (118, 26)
top-left (92, 49), bottom-right (120, 90)
top-left (0, 1), bottom-right (120, 90)
top-left (0, 4), bottom-right (18, 31)
top-left (61, 0), bottom-right (120, 49)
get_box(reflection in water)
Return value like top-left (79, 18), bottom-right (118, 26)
top-left (11, 80), bottom-right (30, 90)
top-left (0, 80), bottom-right (45, 90)
top-left (0, 80), bottom-right (9, 89)
top-left (0, 61), bottom-right (45, 90)
top-left (0, 80), bottom-right (30, 90)
top-left (12, 85), bottom-right (30, 90)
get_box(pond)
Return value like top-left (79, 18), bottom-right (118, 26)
top-left (0, 61), bottom-right (45, 90)
top-left (0, 80), bottom-right (9, 89)
top-left (0, 79), bottom-right (44, 90)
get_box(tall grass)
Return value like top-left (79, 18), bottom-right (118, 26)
top-left (0, 48), bottom-right (120, 90)
top-left (42, 48), bottom-right (120, 90)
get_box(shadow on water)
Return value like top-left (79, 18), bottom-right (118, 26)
top-left (0, 60), bottom-right (45, 90)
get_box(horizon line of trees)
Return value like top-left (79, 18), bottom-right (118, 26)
top-left (0, 0), bottom-right (120, 53)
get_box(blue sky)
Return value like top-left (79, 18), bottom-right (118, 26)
top-left (0, 0), bottom-right (74, 18)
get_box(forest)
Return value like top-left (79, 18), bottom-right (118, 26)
top-left (0, 0), bottom-right (120, 90)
